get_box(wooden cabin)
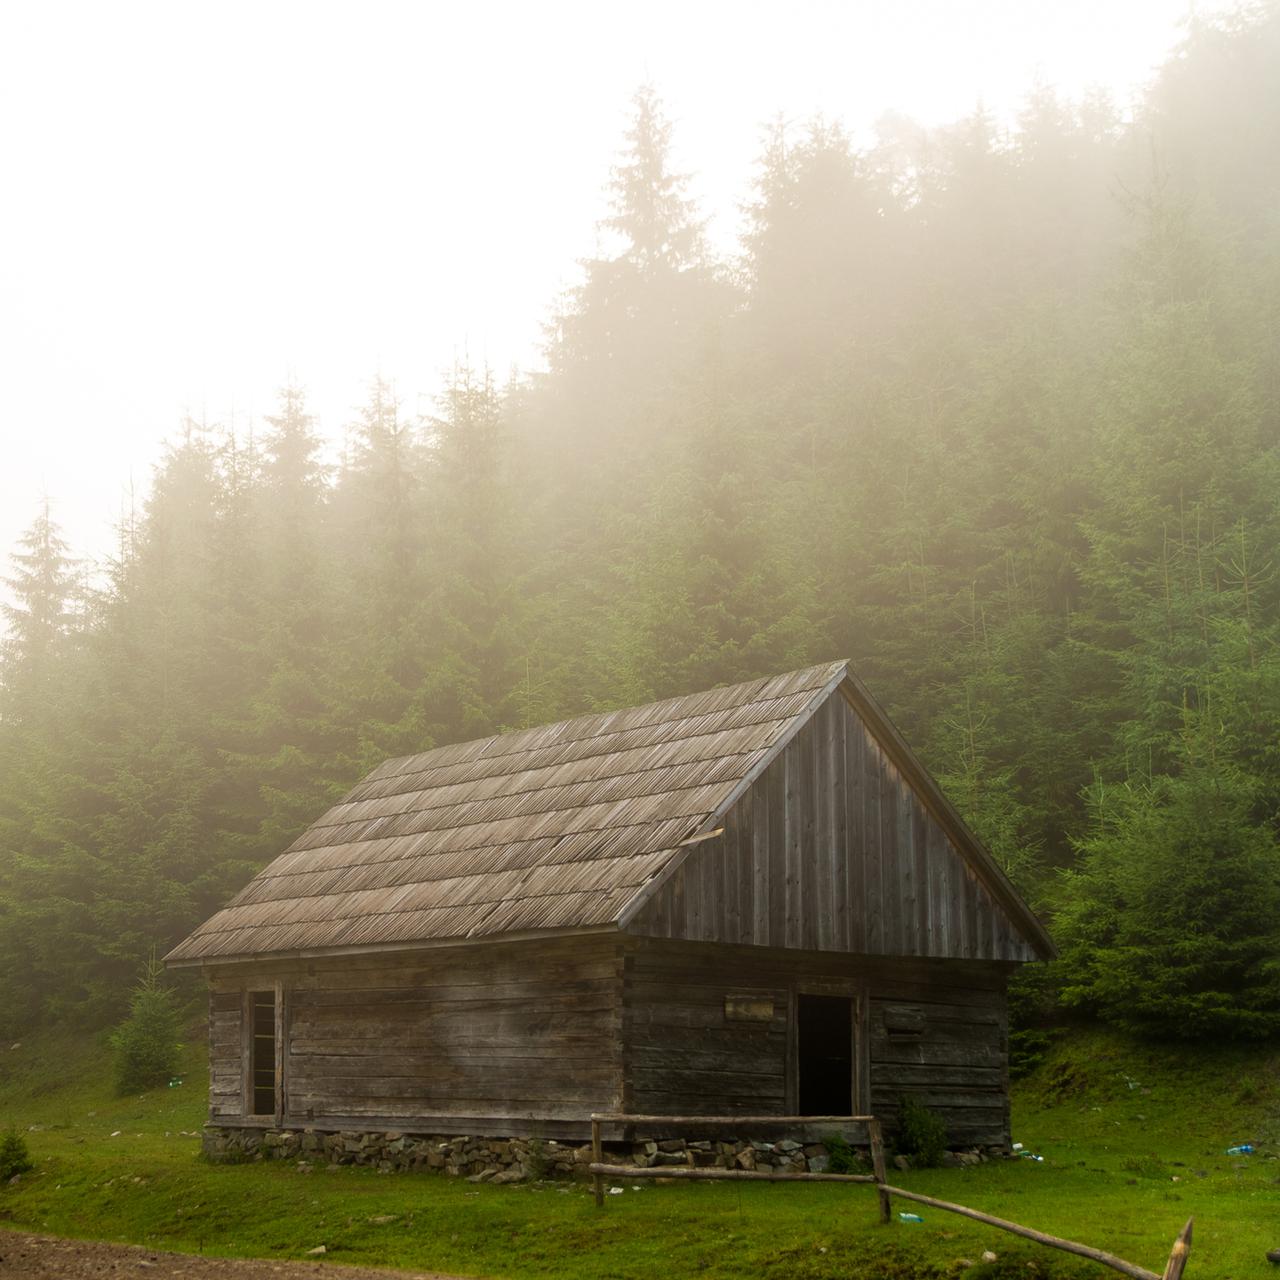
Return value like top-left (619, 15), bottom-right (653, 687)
top-left (167, 661), bottom-right (1054, 1149)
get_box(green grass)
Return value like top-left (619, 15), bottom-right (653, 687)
top-left (1, 1019), bottom-right (1277, 1278)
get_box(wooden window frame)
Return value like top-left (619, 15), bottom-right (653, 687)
top-left (241, 981), bottom-right (285, 1126)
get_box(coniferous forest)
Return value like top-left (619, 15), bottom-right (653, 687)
top-left (3, 9), bottom-right (1279, 1044)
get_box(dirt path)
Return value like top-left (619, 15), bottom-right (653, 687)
top-left (0, 1232), bottom-right (472, 1279)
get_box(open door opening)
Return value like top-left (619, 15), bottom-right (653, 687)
top-left (797, 994), bottom-right (854, 1115)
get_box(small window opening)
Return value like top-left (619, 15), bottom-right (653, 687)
top-left (250, 990), bottom-right (276, 1116)
top-left (797, 994), bottom-right (854, 1115)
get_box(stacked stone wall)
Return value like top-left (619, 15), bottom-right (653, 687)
top-left (203, 1126), bottom-right (994, 1180)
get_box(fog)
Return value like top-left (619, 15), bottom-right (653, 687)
top-left (0, 0), bottom-right (1227, 567)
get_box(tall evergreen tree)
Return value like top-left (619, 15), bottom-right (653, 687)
top-left (1, 500), bottom-right (80, 712)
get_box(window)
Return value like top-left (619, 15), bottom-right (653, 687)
top-left (250, 990), bottom-right (276, 1116)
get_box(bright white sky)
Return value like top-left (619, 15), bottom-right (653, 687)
top-left (0, 0), bottom-right (1226, 570)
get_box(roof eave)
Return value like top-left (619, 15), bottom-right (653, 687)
top-left (163, 922), bottom-right (623, 970)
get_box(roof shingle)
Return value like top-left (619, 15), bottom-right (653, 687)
top-left (165, 661), bottom-right (848, 964)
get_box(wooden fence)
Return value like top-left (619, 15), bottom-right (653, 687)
top-left (588, 1113), bottom-right (1193, 1280)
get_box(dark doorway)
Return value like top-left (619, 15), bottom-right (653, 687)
top-left (797, 994), bottom-right (854, 1115)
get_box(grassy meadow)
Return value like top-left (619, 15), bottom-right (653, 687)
top-left (0, 1020), bottom-right (1276, 1280)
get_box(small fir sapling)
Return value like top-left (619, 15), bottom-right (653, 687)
top-left (109, 952), bottom-right (181, 1095)
top-left (0, 1126), bottom-right (34, 1180)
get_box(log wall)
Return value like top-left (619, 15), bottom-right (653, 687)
top-left (205, 935), bottom-right (1010, 1147)
top-left (205, 935), bottom-right (626, 1137)
top-left (621, 939), bottom-right (1010, 1147)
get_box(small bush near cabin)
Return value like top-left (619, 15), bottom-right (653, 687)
top-left (896, 1097), bottom-right (947, 1168)
top-left (110, 956), bottom-right (181, 1095)
top-left (0, 1126), bottom-right (34, 1180)
top-left (822, 1132), bottom-right (867, 1173)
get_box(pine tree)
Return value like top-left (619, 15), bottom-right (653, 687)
top-left (1058, 764), bottom-right (1280, 1040)
top-left (552, 84), bottom-right (720, 381)
top-left (329, 376), bottom-right (432, 767)
top-left (1, 500), bottom-right (79, 713)
top-left (416, 363), bottom-right (517, 740)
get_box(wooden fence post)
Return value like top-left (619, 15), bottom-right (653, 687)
top-left (591, 1115), bottom-right (604, 1208)
top-left (1161, 1218), bottom-right (1193, 1280)
top-left (867, 1117), bottom-right (891, 1224)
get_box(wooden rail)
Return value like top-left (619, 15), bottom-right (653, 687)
top-left (587, 1113), bottom-right (1194, 1280)
top-left (588, 1113), bottom-right (887, 1216)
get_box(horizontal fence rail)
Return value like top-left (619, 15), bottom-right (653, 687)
top-left (590, 1163), bottom-right (877, 1184)
top-left (587, 1113), bottom-right (1193, 1280)
top-left (589, 1112), bottom-right (890, 1218)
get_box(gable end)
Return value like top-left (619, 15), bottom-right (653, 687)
top-left (625, 678), bottom-right (1053, 962)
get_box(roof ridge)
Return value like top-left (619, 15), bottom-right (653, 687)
top-left (367, 661), bottom-right (848, 782)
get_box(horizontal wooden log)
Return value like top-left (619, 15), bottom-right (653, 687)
top-left (289, 1047), bottom-right (613, 1068)
top-left (629, 1008), bottom-right (787, 1031)
top-left (617, 1096), bottom-right (789, 1118)
top-left (290, 995), bottom-right (619, 1022)
top-left (867, 1064), bottom-right (1001, 1087)
top-left (592, 1113), bottom-right (876, 1125)
top-left (870, 1090), bottom-right (1004, 1111)
top-left (630, 1026), bottom-right (786, 1049)
top-left (212, 1113), bottom-right (604, 1139)
top-left (882, 1186), bottom-right (1161, 1280)
top-left (590, 1163), bottom-right (876, 1184)
top-left (867, 974), bottom-right (1006, 1001)
top-left (628, 1050), bottom-right (783, 1075)
top-left (628, 1068), bottom-right (785, 1093)
top-left (293, 975), bottom-right (619, 1004)
top-left (289, 1084), bottom-right (618, 1106)
top-left (625, 980), bottom-right (792, 1006)
top-left (289, 1015), bottom-right (620, 1043)
top-left (870, 992), bottom-right (1004, 1017)
top-left (872, 1018), bottom-right (1004, 1046)
top-left (871, 1043), bottom-right (1005, 1067)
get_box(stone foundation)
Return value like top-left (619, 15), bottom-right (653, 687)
top-left (202, 1126), bottom-right (997, 1181)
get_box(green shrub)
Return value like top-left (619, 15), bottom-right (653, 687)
top-left (109, 955), bottom-right (181, 1094)
top-left (895, 1097), bottom-right (947, 1167)
top-left (822, 1132), bottom-right (867, 1173)
top-left (0, 1126), bottom-right (34, 1180)
top-left (1009, 1028), bottom-right (1054, 1078)
top-left (1057, 768), bottom-right (1280, 1041)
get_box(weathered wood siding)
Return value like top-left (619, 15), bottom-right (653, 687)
top-left (623, 941), bottom-right (797, 1116)
top-left (206, 936), bottom-right (625, 1137)
top-left (866, 957), bottom-right (1009, 1147)
top-left (208, 989), bottom-right (243, 1121)
top-left (621, 940), bottom-right (1010, 1146)
top-left (631, 692), bottom-right (1036, 963)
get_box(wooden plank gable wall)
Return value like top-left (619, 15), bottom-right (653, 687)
top-left (629, 687), bottom-right (1037, 963)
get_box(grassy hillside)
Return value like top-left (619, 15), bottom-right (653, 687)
top-left (0, 1020), bottom-right (1276, 1279)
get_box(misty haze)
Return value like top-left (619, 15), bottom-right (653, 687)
top-left (1, 3), bottom-right (1278, 1279)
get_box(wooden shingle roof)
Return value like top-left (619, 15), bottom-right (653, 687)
top-left (166, 661), bottom-right (851, 965)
